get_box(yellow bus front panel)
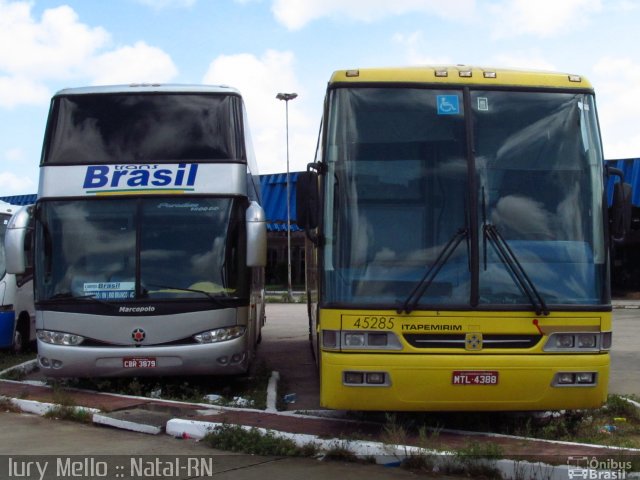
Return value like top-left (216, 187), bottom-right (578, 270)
top-left (320, 350), bottom-right (608, 411)
top-left (318, 309), bottom-right (611, 411)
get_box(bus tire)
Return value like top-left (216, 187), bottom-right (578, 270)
top-left (13, 314), bottom-right (30, 354)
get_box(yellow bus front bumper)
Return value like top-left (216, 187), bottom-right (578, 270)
top-left (320, 351), bottom-right (609, 411)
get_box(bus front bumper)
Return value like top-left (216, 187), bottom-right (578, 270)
top-left (36, 336), bottom-right (250, 377)
top-left (320, 351), bottom-right (609, 411)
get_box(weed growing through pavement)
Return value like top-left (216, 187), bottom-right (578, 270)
top-left (43, 403), bottom-right (93, 424)
top-left (381, 413), bottom-right (441, 473)
top-left (0, 351), bottom-right (37, 378)
top-left (0, 397), bottom-right (21, 413)
top-left (203, 424), bottom-right (318, 456)
top-left (452, 440), bottom-right (503, 478)
top-left (369, 394), bottom-right (640, 451)
top-left (0, 367), bottom-right (27, 381)
top-left (380, 414), bottom-right (507, 477)
top-left (322, 443), bottom-right (360, 462)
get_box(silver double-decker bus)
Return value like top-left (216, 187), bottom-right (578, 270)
top-left (6, 84), bottom-right (267, 377)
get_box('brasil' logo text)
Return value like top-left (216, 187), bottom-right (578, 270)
top-left (83, 163), bottom-right (198, 193)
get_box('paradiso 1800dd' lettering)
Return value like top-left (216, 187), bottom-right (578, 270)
top-left (83, 163), bottom-right (198, 189)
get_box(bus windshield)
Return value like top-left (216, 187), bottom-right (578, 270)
top-left (322, 87), bottom-right (606, 308)
top-left (35, 197), bottom-right (248, 303)
top-left (43, 93), bottom-right (246, 164)
top-left (474, 91), bottom-right (605, 307)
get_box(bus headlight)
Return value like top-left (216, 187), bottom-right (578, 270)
top-left (552, 371), bottom-right (597, 387)
top-left (555, 334), bottom-right (574, 348)
top-left (343, 370), bottom-right (390, 387)
top-left (194, 326), bottom-right (245, 344)
top-left (322, 330), bottom-right (338, 349)
top-left (577, 334), bottom-right (597, 348)
top-left (543, 332), bottom-right (610, 352)
top-left (37, 330), bottom-right (84, 346)
top-left (321, 330), bottom-right (402, 350)
top-left (344, 332), bottom-right (366, 347)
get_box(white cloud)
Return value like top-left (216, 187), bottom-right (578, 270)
top-left (0, 1), bottom-right (177, 107)
top-left (591, 57), bottom-right (640, 159)
top-left (134, 0), bottom-right (197, 9)
top-left (0, 171), bottom-right (36, 195)
top-left (392, 32), bottom-right (453, 66)
top-left (490, 51), bottom-right (556, 72)
top-left (610, 0), bottom-right (639, 12)
top-left (272, 0), bottom-right (476, 30)
top-left (88, 42), bottom-right (178, 85)
top-left (0, 2), bottom-right (110, 79)
top-left (5, 147), bottom-right (25, 163)
top-left (488, 0), bottom-right (602, 39)
top-left (202, 50), bottom-right (316, 174)
top-left (0, 75), bottom-right (50, 108)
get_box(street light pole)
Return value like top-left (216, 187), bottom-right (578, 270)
top-left (276, 92), bottom-right (297, 302)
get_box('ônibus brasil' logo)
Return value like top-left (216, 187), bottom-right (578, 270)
top-left (131, 328), bottom-right (146, 343)
top-left (83, 163), bottom-right (198, 194)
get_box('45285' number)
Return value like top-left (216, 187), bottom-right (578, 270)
top-left (352, 316), bottom-right (395, 330)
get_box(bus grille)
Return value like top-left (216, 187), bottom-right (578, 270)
top-left (403, 334), bottom-right (542, 349)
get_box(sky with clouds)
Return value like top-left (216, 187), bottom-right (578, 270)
top-left (1, 0), bottom-right (639, 195)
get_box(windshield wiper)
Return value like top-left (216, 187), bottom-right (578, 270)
top-left (45, 292), bottom-right (115, 308)
top-left (483, 224), bottom-right (550, 316)
top-left (481, 187), bottom-right (549, 316)
top-left (146, 284), bottom-right (238, 308)
top-left (399, 227), bottom-right (468, 314)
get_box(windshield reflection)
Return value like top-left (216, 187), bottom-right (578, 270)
top-left (35, 198), bottom-right (247, 303)
top-left (321, 87), bottom-right (607, 308)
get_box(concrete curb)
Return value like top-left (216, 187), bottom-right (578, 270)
top-left (0, 358), bottom-right (39, 378)
top-left (93, 412), bottom-right (163, 435)
top-left (4, 396), bottom-right (100, 417)
top-left (164, 418), bottom-right (639, 480)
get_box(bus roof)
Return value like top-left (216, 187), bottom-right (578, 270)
top-left (53, 84), bottom-right (242, 97)
top-left (329, 65), bottom-right (593, 90)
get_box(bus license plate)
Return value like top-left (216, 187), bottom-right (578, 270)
top-left (452, 371), bottom-right (498, 385)
top-left (123, 357), bottom-right (157, 369)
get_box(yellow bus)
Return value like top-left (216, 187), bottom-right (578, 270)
top-left (296, 66), bottom-right (619, 411)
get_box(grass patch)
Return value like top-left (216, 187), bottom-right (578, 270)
top-left (364, 394), bottom-right (640, 452)
top-left (381, 413), bottom-right (503, 476)
top-left (0, 398), bottom-right (21, 413)
top-left (43, 405), bottom-right (93, 423)
top-left (203, 423), bottom-right (317, 456)
top-left (0, 351), bottom-right (37, 377)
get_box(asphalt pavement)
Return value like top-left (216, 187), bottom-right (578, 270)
top-left (608, 306), bottom-right (640, 395)
top-left (0, 411), bottom-right (420, 480)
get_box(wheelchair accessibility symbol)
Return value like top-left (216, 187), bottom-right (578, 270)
top-left (437, 95), bottom-right (460, 115)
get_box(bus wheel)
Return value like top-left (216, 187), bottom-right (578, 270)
top-left (12, 316), bottom-right (30, 354)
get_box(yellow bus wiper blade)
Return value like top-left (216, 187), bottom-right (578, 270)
top-left (398, 227), bottom-right (468, 314)
top-left (483, 224), bottom-right (550, 316)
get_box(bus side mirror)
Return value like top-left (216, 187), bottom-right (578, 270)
top-left (5, 205), bottom-right (32, 275)
top-left (296, 170), bottom-right (319, 230)
top-left (607, 166), bottom-right (632, 242)
top-left (611, 181), bottom-right (632, 241)
top-left (246, 201), bottom-right (266, 267)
